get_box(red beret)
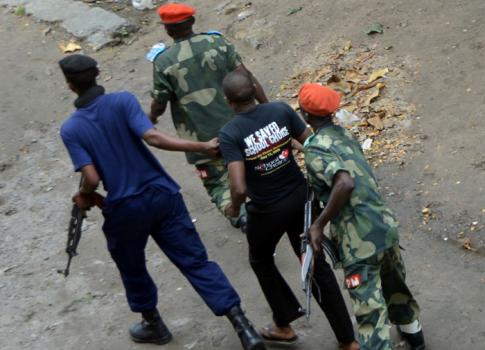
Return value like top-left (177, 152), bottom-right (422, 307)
top-left (298, 83), bottom-right (341, 117)
top-left (157, 3), bottom-right (196, 24)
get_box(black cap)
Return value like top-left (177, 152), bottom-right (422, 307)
top-left (58, 54), bottom-right (98, 75)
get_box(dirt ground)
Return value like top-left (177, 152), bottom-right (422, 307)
top-left (1, 1), bottom-right (484, 349)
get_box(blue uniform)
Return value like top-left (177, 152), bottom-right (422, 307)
top-left (61, 91), bottom-right (179, 204)
top-left (61, 88), bottom-right (240, 315)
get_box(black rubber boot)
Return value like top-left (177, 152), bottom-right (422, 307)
top-left (226, 306), bottom-right (266, 350)
top-left (397, 327), bottom-right (426, 350)
top-left (129, 308), bottom-right (173, 345)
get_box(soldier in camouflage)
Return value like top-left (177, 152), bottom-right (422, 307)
top-left (299, 83), bottom-right (426, 350)
top-left (149, 3), bottom-right (268, 231)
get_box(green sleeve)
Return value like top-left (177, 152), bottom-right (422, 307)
top-left (224, 38), bottom-right (242, 71)
top-left (151, 61), bottom-right (173, 104)
top-left (307, 150), bottom-right (351, 188)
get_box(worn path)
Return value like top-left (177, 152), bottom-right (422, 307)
top-left (0, 1), bottom-right (484, 349)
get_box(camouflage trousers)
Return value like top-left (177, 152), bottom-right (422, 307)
top-left (195, 158), bottom-right (246, 227)
top-left (344, 245), bottom-right (420, 350)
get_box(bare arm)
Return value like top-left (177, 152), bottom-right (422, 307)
top-left (149, 99), bottom-right (168, 124)
top-left (225, 161), bottom-right (247, 217)
top-left (79, 165), bottom-right (100, 194)
top-left (72, 165), bottom-right (102, 210)
top-left (293, 128), bottom-right (313, 151)
top-left (235, 64), bottom-right (269, 104)
top-left (143, 128), bottom-right (220, 157)
top-left (310, 170), bottom-right (355, 252)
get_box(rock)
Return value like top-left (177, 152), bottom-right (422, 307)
top-left (5, 208), bottom-right (17, 216)
top-left (237, 9), bottom-right (255, 21)
top-left (88, 31), bottom-right (119, 51)
top-left (224, 5), bottom-right (239, 15)
top-left (0, 0), bottom-right (129, 48)
top-left (368, 116), bottom-right (384, 130)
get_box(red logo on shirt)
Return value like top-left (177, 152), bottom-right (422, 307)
top-left (345, 274), bottom-right (362, 289)
top-left (279, 149), bottom-right (289, 159)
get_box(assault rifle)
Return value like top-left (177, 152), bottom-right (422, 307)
top-left (58, 177), bottom-right (104, 277)
top-left (300, 188), bottom-right (340, 319)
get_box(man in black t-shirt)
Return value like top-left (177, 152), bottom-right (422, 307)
top-left (219, 71), bottom-right (359, 350)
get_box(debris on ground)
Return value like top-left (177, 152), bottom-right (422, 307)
top-left (14, 6), bottom-right (26, 16)
top-left (365, 22), bottom-right (384, 35)
top-left (59, 42), bottom-right (82, 53)
top-left (131, 0), bottom-right (155, 10)
top-left (279, 41), bottom-right (417, 169)
top-left (421, 206), bottom-right (431, 224)
top-left (459, 237), bottom-right (478, 252)
top-left (237, 9), bottom-right (255, 21)
top-left (42, 27), bottom-right (52, 36)
top-left (287, 7), bottom-right (303, 16)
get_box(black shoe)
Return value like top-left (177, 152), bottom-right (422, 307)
top-left (226, 306), bottom-right (266, 350)
top-left (397, 327), bottom-right (425, 350)
top-left (237, 215), bottom-right (248, 234)
top-left (129, 309), bottom-right (173, 345)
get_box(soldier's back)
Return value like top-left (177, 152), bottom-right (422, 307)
top-left (153, 33), bottom-right (242, 164)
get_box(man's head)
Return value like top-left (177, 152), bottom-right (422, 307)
top-left (223, 70), bottom-right (256, 109)
top-left (298, 83), bottom-right (341, 126)
top-left (58, 54), bottom-right (99, 95)
top-left (157, 3), bottom-right (196, 39)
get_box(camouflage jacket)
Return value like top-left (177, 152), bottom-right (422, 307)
top-left (152, 32), bottom-right (242, 164)
top-left (304, 124), bottom-right (399, 267)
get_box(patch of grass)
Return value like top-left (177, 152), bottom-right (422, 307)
top-left (14, 6), bottom-right (26, 16)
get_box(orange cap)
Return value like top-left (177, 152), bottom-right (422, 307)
top-left (157, 3), bottom-right (196, 24)
top-left (298, 83), bottom-right (341, 117)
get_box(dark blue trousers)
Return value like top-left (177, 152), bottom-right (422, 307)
top-left (102, 186), bottom-right (241, 316)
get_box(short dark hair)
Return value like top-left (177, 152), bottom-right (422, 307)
top-left (164, 17), bottom-right (195, 37)
top-left (64, 68), bottom-right (99, 91)
top-left (223, 70), bottom-right (255, 103)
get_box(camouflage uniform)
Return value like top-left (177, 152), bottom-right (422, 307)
top-left (151, 32), bottom-right (245, 226)
top-left (304, 124), bottom-right (420, 350)
top-left (194, 158), bottom-right (245, 226)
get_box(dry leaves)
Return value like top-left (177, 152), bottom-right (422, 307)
top-left (421, 207), bottom-right (431, 224)
top-left (368, 68), bottom-right (389, 83)
top-left (278, 41), bottom-right (415, 168)
top-left (59, 42), bottom-right (82, 53)
top-left (459, 237), bottom-right (477, 252)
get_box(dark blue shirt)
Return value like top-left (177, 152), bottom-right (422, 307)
top-left (60, 91), bottom-right (179, 204)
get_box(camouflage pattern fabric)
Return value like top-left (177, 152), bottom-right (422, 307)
top-left (195, 158), bottom-right (246, 227)
top-left (152, 33), bottom-right (242, 165)
top-left (303, 124), bottom-right (400, 268)
top-left (344, 245), bottom-right (420, 350)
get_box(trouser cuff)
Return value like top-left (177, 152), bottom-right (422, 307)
top-left (273, 308), bottom-right (305, 327)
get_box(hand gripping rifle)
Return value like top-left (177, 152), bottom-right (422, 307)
top-left (58, 177), bottom-right (104, 277)
top-left (300, 187), bottom-right (340, 319)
